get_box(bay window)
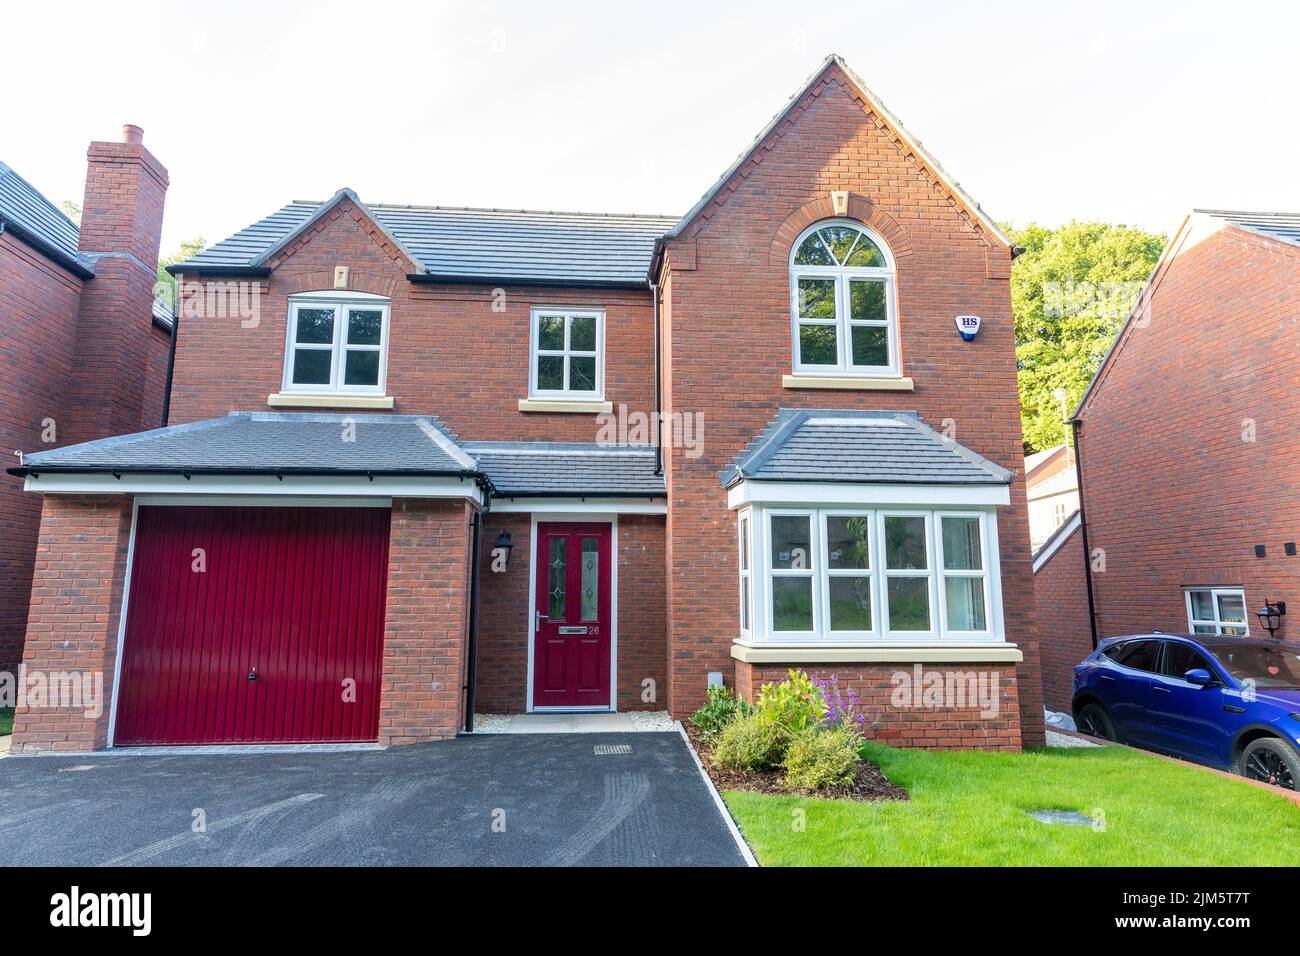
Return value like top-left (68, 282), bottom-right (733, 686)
top-left (740, 506), bottom-right (1002, 644)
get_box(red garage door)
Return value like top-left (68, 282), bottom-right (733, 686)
top-left (113, 506), bottom-right (390, 746)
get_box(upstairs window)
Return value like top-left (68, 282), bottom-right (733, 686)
top-left (283, 291), bottom-right (390, 395)
top-left (790, 220), bottom-right (898, 377)
top-left (529, 307), bottom-right (605, 399)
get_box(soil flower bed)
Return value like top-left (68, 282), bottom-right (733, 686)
top-left (685, 723), bottom-right (908, 803)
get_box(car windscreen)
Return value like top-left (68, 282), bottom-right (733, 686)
top-left (1210, 643), bottom-right (1300, 689)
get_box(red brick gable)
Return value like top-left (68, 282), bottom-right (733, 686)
top-left (261, 193), bottom-right (419, 276)
top-left (670, 59), bottom-right (1011, 256)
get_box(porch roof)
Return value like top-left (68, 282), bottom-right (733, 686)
top-left (12, 413), bottom-right (667, 499)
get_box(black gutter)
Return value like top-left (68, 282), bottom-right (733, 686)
top-left (406, 272), bottom-right (648, 290)
top-left (463, 505), bottom-right (485, 733)
top-left (8, 463), bottom-right (494, 491)
top-left (0, 218), bottom-right (96, 279)
top-left (164, 263), bottom-right (270, 278)
top-left (160, 297), bottom-right (180, 426)
top-left (652, 279), bottom-right (663, 476)
top-left (490, 491), bottom-right (665, 500)
top-left (1070, 418), bottom-right (1100, 649)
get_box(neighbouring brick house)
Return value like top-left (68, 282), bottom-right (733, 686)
top-left (0, 126), bottom-right (172, 675)
top-left (1036, 209), bottom-right (1300, 710)
top-left (9, 55), bottom-right (1045, 753)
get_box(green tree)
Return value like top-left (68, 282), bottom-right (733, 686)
top-left (155, 237), bottom-right (207, 310)
top-left (58, 200), bottom-right (81, 225)
top-left (1006, 221), bottom-right (1165, 452)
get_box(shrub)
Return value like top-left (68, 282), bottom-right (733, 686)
top-left (756, 669), bottom-right (828, 750)
top-left (782, 727), bottom-right (862, 791)
top-left (690, 684), bottom-right (751, 739)
top-left (711, 714), bottom-right (781, 773)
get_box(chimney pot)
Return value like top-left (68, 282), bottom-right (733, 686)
top-left (121, 124), bottom-right (144, 145)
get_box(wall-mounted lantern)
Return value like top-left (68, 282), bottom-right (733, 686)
top-left (1256, 600), bottom-right (1287, 636)
top-left (491, 531), bottom-right (513, 573)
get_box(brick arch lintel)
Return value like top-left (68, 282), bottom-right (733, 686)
top-left (768, 195), bottom-right (915, 270)
top-left (280, 270), bottom-right (401, 299)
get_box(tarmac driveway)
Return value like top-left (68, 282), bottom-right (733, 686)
top-left (0, 732), bottom-right (748, 867)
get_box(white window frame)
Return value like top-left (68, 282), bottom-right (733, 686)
top-left (1184, 587), bottom-right (1249, 636)
top-left (766, 509), bottom-right (820, 639)
top-left (282, 291), bottom-right (390, 396)
top-left (528, 306), bottom-right (606, 399)
top-left (789, 219), bottom-right (900, 378)
top-left (935, 511), bottom-right (994, 638)
top-left (743, 504), bottom-right (1004, 645)
top-left (738, 509), bottom-right (753, 638)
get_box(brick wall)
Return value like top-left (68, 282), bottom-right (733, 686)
top-left (0, 134), bottom-right (170, 674)
top-left (168, 196), bottom-right (654, 445)
top-left (11, 496), bottom-right (133, 753)
top-left (734, 660), bottom-right (1022, 751)
top-left (0, 236), bottom-right (85, 672)
top-left (380, 498), bottom-right (474, 743)
top-left (474, 513), bottom-right (667, 713)
top-left (1077, 226), bottom-right (1300, 643)
top-left (1033, 523), bottom-right (1093, 712)
top-left (660, 61), bottom-right (1043, 745)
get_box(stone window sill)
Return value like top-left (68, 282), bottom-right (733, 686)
top-left (267, 393), bottom-right (395, 409)
top-left (518, 398), bottom-right (614, 414)
top-left (782, 374), bottom-right (914, 391)
top-left (730, 643), bottom-right (1023, 664)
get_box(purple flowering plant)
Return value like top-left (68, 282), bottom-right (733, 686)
top-left (810, 674), bottom-right (875, 740)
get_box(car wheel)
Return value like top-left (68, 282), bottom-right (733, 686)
top-left (1076, 701), bottom-right (1116, 741)
top-left (1239, 738), bottom-right (1300, 791)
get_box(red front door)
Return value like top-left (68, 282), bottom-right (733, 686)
top-left (532, 522), bottom-right (612, 709)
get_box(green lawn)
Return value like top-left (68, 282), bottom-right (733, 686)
top-left (0, 708), bottom-right (12, 736)
top-left (724, 742), bottom-right (1300, 866)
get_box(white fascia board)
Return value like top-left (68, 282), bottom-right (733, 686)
top-left (727, 480), bottom-right (1010, 509)
top-left (490, 497), bottom-right (665, 514)
top-left (24, 472), bottom-right (483, 504)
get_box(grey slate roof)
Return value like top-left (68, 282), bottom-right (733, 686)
top-left (14, 413), bottom-right (666, 498)
top-left (464, 442), bottom-right (665, 498)
top-left (178, 194), bottom-right (679, 286)
top-left (17, 413), bottom-right (476, 477)
top-left (720, 409), bottom-right (1012, 486)
top-left (1197, 209), bottom-right (1300, 248)
top-left (0, 161), bottom-right (93, 275)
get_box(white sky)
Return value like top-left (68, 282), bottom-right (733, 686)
top-left (4, 0), bottom-right (1297, 254)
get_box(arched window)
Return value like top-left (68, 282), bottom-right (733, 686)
top-left (790, 220), bottom-right (898, 376)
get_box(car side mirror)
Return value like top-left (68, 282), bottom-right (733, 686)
top-left (1184, 668), bottom-right (1213, 687)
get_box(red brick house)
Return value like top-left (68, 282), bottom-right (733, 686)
top-left (1037, 209), bottom-right (1300, 710)
top-left (0, 126), bottom-right (172, 676)
top-left (9, 56), bottom-right (1045, 752)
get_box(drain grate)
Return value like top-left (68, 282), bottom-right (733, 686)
top-left (1027, 809), bottom-right (1094, 827)
top-left (593, 744), bottom-right (633, 755)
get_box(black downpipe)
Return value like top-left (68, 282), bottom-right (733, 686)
top-left (1071, 418), bottom-right (1099, 649)
top-left (160, 277), bottom-right (181, 426)
top-left (463, 505), bottom-right (484, 732)
top-left (652, 280), bottom-right (662, 475)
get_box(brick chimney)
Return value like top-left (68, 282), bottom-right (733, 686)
top-left (65, 125), bottom-right (170, 443)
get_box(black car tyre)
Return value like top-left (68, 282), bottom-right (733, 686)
top-left (1076, 701), bottom-right (1116, 741)
top-left (1238, 737), bottom-right (1300, 791)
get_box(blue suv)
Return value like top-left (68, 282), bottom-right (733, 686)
top-left (1072, 633), bottom-right (1300, 789)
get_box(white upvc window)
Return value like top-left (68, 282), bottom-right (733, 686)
top-left (738, 510), bottom-right (753, 638)
top-left (1185, 587), bottom-right (1249, 636)
top-left (741, 505), bottom-right (1003, 644)
top-left (789, 219), bottom-right (899, 378)
top-left (529, 306), bottom-right (605, 399)
top-left (283, 291), bottom-right (390, 395)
